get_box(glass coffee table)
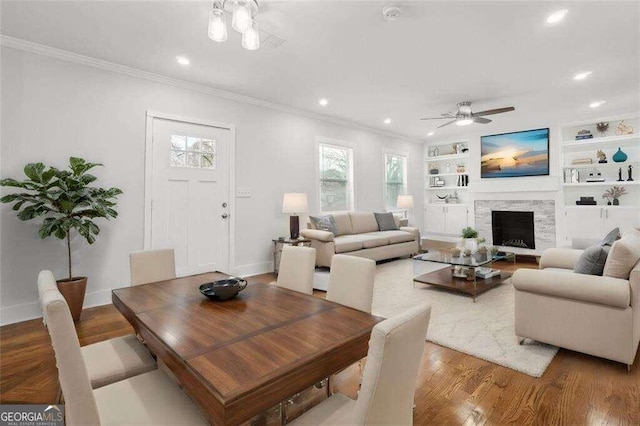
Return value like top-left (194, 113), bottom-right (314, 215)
top-left (412, 251), bottom-right (515, 302)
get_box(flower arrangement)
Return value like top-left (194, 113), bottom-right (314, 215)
top-left (602, 186), bottom-right (627, 205)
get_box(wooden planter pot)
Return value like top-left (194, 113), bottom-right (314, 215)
top-left (56, 277), bottom-right (87, 322)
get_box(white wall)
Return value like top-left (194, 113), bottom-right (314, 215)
top-left (0, 47), bottom-right (423, 325)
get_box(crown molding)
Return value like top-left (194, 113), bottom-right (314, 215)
top-left (0, 35), bottom-right (422, 144)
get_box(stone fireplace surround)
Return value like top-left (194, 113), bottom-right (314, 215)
top-left (474, 200), bottom-right (556, 253)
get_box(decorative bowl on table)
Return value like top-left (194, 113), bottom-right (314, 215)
top-left (199, 278), bottom-right (248, 301)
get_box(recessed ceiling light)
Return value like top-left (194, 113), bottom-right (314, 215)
top-left (319, 98), bottom-right (329, 106)
top-left (456, 118), bottom-right (474, 126)
top-left (427, 131), bottom-right (435, 136)
top-left (384, 118), bottom-right (392, 124)
top-left (589, 100), bottom-right (606, 108)
top-left (574, 71), bottom-right (593, 81)
top-left (546, 9), bottom-right (568, 24)
top-left (176, 56), bottom-right (190, 66)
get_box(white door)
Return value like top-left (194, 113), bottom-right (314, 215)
top-left (425, 205), bottom-right (445, 234)
top-left (445, 205), bottom-right (468, 235)
top-left (605, 207), bottom-right (640, 235)
top-left (564, 207), bottom-right (604, 241)
top-left (149, 118), bottom-right (231, 276)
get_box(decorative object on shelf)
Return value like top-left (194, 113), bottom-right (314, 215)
top-left (571, 158), bottom-right (593, 165)
top-left (563, 168), bottom-right (572, 183)
top-left (456, 163), bottom-right (466, 173)
top-left (208, 0), bottom-right (261, 50)
top-left (596, 150), bottom-right (607, 163)
top-left (448, 191), bottom-right (459, 204)
top-left (628, 164), bottom-right (634, 181)
top-left (615, 120), bottom-right (634, 135)
top-left (596, 122), bottom-right (610, 137)
top-left (429, 166), bottom-right (439, 174)
top-left (576, 196), bottom-right (597, 206)
top-left (450, 247), bottom-right (461, 257)
top-left (617, 167), bottom-right (624, 182)
top-left (431, 147), bottom-right (439, 156)
top-left (461, 147), bottom-right (469, 153)
top-left (586, 168), bottom-right (605, 182)
top-left (575, 129), bottom-right (593, 140)
top-left (456, 174), bottom-right (469, 187)
top-left (430, 177), bottom-right (445, 187)
top-left (602, 186), bottom-right (627, 206)
top-left (436, 194), bottom-right (449, 203)
top-left (454, 143), bottom-right (463, 154)
top-left (282, 192), bottom-right (308, 239)
top-left (445, 162), bottom-right (451, 173)
top-left (612, 147), bottom-right (628, 163)
top-left (571, 169), bottom-right (580, 183)
top-left (0, 157), bottom-right (123, 322)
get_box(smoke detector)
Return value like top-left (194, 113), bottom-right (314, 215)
top-left (382, 5), bottom-right (402, 21)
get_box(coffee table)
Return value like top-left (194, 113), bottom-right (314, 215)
top-left (412, 251), bottom-right (515, 302)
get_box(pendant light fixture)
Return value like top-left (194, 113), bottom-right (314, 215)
top-left (208, 0), bottom-right (260, 50)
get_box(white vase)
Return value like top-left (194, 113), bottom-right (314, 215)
top-left (464, 238), bottom-right (478, 252)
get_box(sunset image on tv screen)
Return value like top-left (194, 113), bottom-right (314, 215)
top-left (480, 128), bottom-right (549, 178)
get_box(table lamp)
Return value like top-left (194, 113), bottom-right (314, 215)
top-left (282, 193), bottom-right (308, 239)
top-left (397, 194), bottom-right (414, 219)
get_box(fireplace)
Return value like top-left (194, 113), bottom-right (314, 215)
top-left (492, 211), bottom-right (535, 249)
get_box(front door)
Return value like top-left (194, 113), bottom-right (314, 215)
top-left (149, 117), bottom-right (231, 276)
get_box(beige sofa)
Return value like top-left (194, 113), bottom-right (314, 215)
top-left (512, 233), bottom-right (640, 370)
top-left (300, 212), bottom-right (419, 267)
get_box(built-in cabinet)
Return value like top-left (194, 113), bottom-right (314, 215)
top-left (564, 206), bottom-right (640, 241)
top-left (424, 204), bottom-right (468, 236)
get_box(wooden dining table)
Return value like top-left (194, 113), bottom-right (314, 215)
top-left (112, 272), bottom-right (382, 425)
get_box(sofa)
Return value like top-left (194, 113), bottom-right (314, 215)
top-left (512, 230), bottom-right (640, 369)
top-left (300, 212), bottom-right (420, 267)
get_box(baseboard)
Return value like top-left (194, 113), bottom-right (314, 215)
top-left (231, 261), bottom-right (274, 277)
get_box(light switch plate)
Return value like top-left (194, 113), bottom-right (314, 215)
top-left (236, 188), bottom-right (252, 198)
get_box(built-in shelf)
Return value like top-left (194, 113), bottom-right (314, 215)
top-left (426, 186), bottom-right (469, 190)
top-left (564, 205), bottom-right (638, 210)
top-left (562, 161), bottom-right (639, 169)
top-left (561, 134), bottom-right (639, 150)
top-left (562, 181), bottom-right (639, 187)
top-left (426, 172), bottom-right (467, 177)
top-left (425, 153), bottom-right (469, 162)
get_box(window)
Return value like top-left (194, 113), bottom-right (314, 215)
top-left (318, 142), bottom-right (354, 212)
top-left (170, 135), bottom-right (216, 169)
top-left (384, 153), bottom-right (407, 209)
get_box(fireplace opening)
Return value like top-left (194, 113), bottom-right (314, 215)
top-left (491, 211), bottom-right (535, 249)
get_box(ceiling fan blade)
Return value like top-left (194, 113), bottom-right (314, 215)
top-left (437, 120), bottom-right (457, 129)
top-left (472, 106), bottom-right (515, 117)
top-left (421, 117), bottom-right (449, 120)
top-left (474, 116), bottom-right (492, 124)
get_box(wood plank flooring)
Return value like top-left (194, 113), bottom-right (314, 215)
top-left (2, 262), bottom-right (639, 425)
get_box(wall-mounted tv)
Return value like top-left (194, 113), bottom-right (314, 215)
top-left (480, 128), bottom-right (550, 178)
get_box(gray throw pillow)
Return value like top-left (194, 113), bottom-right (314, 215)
top-left (574, 245), bottom-right (610, 275)
top-left (374, 212), bottom-right (399, 231)
top-left (310, 215), bottom-right (337, 235)
top-left (599, 227), bottom-right (621, 246)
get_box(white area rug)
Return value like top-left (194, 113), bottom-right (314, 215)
top-left (368, 259), bottom-right (559, 377)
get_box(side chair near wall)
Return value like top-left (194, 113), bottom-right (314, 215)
top-left (272, 245), bottom-right (316, 295)
top-left (290, 305), bottom-right (431, 425)
top-left (38, 270), bottom-right (206, 426)
top-left (129, 249), bottom-right (177, 286)
top-left (38, 271), bottom-right (156, 392)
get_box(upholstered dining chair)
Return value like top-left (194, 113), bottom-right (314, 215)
top-left (38, 271), bottom-right (156, 390)
top-left (39, 270), bottom-right (206, 426)
top-left (274, 245), bottom-right (316, 295)
top-left (129, 248), bottom-right (176, 286)
top-left (327, 255), bottom-right (376, 313)
top-left (290, 304), bottom-right (431, 426)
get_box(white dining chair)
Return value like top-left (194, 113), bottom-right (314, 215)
top-left (39, 270), bottom-right (206, 426)
top-left (129, 249), bottom-right (176, 286)
top-left (327, 255), bottom-right (376, 313)
top-left (290, 304), bottom-right (431, 425)
top-left (274, 245), bottom-right (316, 295)
top-left (38, 271), bottom-right (156, 391)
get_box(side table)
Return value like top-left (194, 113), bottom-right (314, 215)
top-left (272, 238), bottom-right (312, 275)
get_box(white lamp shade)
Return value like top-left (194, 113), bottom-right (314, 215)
top-left (282, 193), bottom-right (308, 214)
top-left (397, 195), bottom-right (414, 209)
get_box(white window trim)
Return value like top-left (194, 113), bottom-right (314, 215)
top-left (382, 148), bottom-right (409, 212)
top-left (316, 136), bottom-right (357, 214)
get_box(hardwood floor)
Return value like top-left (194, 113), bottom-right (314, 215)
top-left (2, 263), bottom-right (639, 425)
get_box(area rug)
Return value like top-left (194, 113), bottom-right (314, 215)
top-left (369, 259), bottom-right (558, 378)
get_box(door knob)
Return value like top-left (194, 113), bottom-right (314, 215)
top-left (221, 213), bottom-right (229, 219)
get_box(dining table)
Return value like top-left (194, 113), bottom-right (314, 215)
top-left (112, 271), bottom-right (383, 425)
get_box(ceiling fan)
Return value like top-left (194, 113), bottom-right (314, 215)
top-left (421, 102), bottom-right (515, 128)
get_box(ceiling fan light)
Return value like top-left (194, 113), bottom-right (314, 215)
top-left (232, 0), bottom-right (252, 33)
top-left (242, 20), bottom-right (260, 50)
top-left (456, 118), bottom-right (474, 126)
top-left (208, 4), bottom-right (228, 42)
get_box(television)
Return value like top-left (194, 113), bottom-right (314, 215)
top-left (480, 128), bottom-right (550, 178)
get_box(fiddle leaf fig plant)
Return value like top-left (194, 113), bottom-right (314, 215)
top-left (0, 157), bottom-right (122, 280)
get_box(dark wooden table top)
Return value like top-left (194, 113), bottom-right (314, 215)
top-left (112, 272), bottom-right (382, 425)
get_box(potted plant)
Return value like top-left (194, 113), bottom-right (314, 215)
top-left (602, 186), bottom-right (627, 206)
top-left (461, 227), bottom-right (479, 252)
top-left (0, 157), bottom-right (122, 321)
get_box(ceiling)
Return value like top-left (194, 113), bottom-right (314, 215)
top-left (1, 1), bottom-right (638, 141)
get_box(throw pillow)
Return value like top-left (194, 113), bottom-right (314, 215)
top-left (309, 215), bottom-right (337, 235)
top-left (603, 235), bottom-right (640, 279)
top-left (599, 227), bottom-right (621, 246)
top-left (574, 245), bottom-right (610, 275)
top-left (374, 212), bottom-right (399, 231)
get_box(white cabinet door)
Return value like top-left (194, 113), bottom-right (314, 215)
top-left (605, 208), bottom-right (640, 235)
top-left (564, 208), bottom-right (604, 241)
top-left (425, 205), bottom-right (445, 233)
top-left (445, 205), bottom-right (468, 235)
